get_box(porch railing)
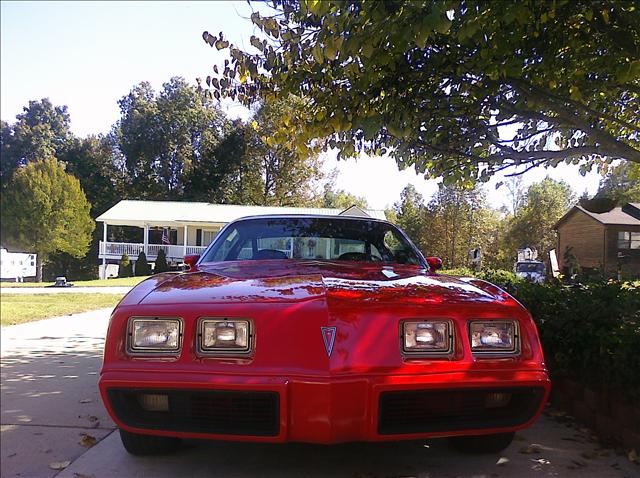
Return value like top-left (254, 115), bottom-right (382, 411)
top-left (99, 242), bottom-right (207, 260)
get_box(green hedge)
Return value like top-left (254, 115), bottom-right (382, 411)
top-left (441, 268), bottom-right (640, 400)
top-left (516, 281), bottom-right (640, 401)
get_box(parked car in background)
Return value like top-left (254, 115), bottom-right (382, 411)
top-left (514, 260), bottom-right (546, 284)
top-left (100, 215), bottom-right (550, 455)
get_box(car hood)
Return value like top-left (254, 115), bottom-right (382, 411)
top-left (131, 260), bottom-right (513, 306)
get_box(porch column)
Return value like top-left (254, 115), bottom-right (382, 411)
top-left (101, 223), bottom-right (107, 279)
top-left (183, 225), bottom-right (188, 257)
top-left (143, 224), bottom-right (149, 254)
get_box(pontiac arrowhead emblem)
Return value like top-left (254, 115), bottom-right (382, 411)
top-left (321, 326), bottom-right (337, 357)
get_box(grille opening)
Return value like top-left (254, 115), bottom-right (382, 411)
top-left (378, 387), bottom-right (544, 435)
top-left (108, 388), bottom-right (280, 437)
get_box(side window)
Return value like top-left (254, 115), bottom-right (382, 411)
top-left (383, 230), bottom-right (420, 265)
top-left (371, 244), bottom-right (382, 260)
top-left (237, 239), bottom-right (253, 260)
top-left (211, 228), bottom-right (239, 261)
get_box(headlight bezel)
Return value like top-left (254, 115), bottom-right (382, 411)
top-left (400, 319), bottom-right (454, 357)
top-left (127, 316), bottom-right (183, 355)
top-left (197, 317), bottom-right (254, 356)
top-left (468, 319), bottom-right (520, 356)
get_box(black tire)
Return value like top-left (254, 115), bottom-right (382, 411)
top-left (119, 429), bottom-right (181, 455)
top-left (449, 432), bottom-right (515, 454)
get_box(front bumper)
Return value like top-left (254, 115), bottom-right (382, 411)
top-left (100, 369), bottom-right (550, 444)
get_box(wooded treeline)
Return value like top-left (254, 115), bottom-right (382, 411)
top-left (1, 77), bottom-right (638, 279)
top-left (0, 78), bottom-right (364, 279)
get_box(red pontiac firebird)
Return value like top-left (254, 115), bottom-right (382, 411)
top-left (99, 215), bottom-right (550, 455)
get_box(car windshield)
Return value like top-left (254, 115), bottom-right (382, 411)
top-left (201, 217), bottom-right (423, 266)
top-left (516, 262), bottom-right (544, 273)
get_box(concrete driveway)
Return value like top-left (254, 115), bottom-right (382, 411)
top-left (1, 309), bottom-right (637, 478)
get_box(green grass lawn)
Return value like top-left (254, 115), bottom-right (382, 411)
top-left (0, 276), bottom-right (150, 288)
top-left (0, 293), bottom-right (123, 326)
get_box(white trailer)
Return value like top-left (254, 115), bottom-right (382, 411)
top-left (0, 248), bottom-right (37, 281)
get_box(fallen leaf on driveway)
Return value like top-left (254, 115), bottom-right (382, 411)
top-left (49, 461), bottom-right (71, 470)
top-left (79, 398), bottom-right (92, 404)
top-left (87, 415), bottom-right (99, 422)
top-left (79, 434), bottom-right (97, 447)
top-left (496, 457), bottom-right (509, 466)
top-left (74, 473), bottom-right (96, 478)
top-left (628, 449), bottom-right (639, 464)
top-left (519, 444), bottom-right (542, 454)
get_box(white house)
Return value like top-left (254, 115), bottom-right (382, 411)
top-left (96, 200), bottom-right (386, 277)
top-left (0, 248), bottom-right (37, 281)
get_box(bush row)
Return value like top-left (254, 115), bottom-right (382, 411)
top-left (516, 281), bottom-right (640, 402)
top-left (118, 249), bottom-right (170, 277)
top-left (442, 268), bottom-right (640, 401)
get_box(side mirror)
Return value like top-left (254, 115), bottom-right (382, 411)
top-left (183, 254), bottom-right (200, 272)
top-left (426, 257), bottom-right (443, 271)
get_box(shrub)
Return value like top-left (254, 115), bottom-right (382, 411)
top-left (135, 251), bottom-right (151, 276)
top-left (154, 248), bottom-right (169, 274)
top-left (440, 267), bottom-right (522, 291)
top-left (118, 253), bottom-right (132, 278)
top-left (514, 281), bottom-right (640, 401)
top-left (441, 268), bottom-right (640, 400)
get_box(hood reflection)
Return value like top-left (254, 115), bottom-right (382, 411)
top-left (141, 260), bottom-right (508, 306)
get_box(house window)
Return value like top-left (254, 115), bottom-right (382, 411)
top-left (617, 231), bottom-right (640, 249)
top-left (202, 230), bottom-right (218, 246)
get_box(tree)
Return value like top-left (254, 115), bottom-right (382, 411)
top-left (422, 186), bottom-right (495, 268)
top-left (154, 248), bottom-right (169, 274)
top-left (205, 0), bottom-right (640, 183)
top-left (319, 169), bottom-right (369, 209)
top-left (1, 99), bottom-right (71, 188)
top-left (112, 78), bottom-right (228, 199)
top-left (504, 176), bottom-right (527, 215)
top-left (0, 158), bottom-right (95, 281)
top-left (595, 162), bottom-right (640, 205)
top-left (119, 253), bottom-right (132, 278)
top-left (393, 185), bottom-right (428, 253)
top-left (320, 186), bottom-right (368, 210)
top-left (507, 178), bottom-right (575, 261)
top-left (44, 135), bottom-right (122, 280)
top-left (239, 96), bottom-right (326, 206)
top-left (135, 251), bottom-right (151, 276)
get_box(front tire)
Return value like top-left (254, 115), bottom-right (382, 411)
top-left (119, 429), bottom-right (181, 455)
top-left (449, 432), bottom-right (515, 454)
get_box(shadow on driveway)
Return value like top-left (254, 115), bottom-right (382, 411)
top-left (1, 309), bottom-right (116, 478)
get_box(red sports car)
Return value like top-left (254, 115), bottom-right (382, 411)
top-left (99, 215), bottom-right (550, 455)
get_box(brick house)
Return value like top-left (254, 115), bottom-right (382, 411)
top-left (554, 202), bottom-right (640, 279)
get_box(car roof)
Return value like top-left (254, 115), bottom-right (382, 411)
top-left (230, 214), bottom-right (394, 226)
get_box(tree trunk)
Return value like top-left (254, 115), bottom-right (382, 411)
top-left (36, 254), bottom-right (43, 282)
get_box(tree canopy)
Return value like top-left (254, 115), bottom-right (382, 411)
top-left (506, 178), bottom-right (575, 260)
top-left (595, 161), bottom-right (640, 204)
top-left (392, 178), bottom-right (575, 269)
top-left (1, 158), bottom-right (95, 281)
top-left (1, 99), bottom-right (71, 188)
top-left (204, 0), bottom-right (640, 183)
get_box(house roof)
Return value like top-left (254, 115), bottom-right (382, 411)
top-left (554, 202), bottom-right (640, 229)
top-left (96, 200), bottom-right (387, 227)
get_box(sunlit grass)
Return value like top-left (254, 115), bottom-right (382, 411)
top-left (0, 276), bottom-right (150, 288)
top-left (0, 293), bottom-right (122, 326)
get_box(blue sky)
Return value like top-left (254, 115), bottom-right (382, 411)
top-left (1, 1), bottom-right (603, 209)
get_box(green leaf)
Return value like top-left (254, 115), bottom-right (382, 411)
top-left (312, 43), bottom-right (324, 63)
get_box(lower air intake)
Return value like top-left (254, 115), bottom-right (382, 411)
top-left (108, 388), bottom-right (280, 437)
top-left (378, 387), bottom-right (544, 435)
